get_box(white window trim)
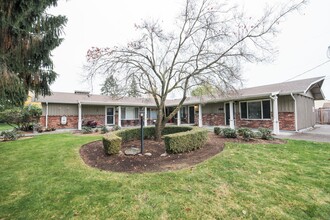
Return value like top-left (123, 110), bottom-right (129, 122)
top-left (120, 107), bottom-right (140, 120)
top-left (239, 99), bottom-right (272, 120)
top-left (224, 102), bottom-right (237, 126)
top-left (105, 106), bottom-right (115, 125)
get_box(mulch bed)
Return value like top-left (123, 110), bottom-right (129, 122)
top-left (79, 133), bottom-right (285, 173)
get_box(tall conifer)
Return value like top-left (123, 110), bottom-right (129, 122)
top-left (0, 0), bottom-right (67, 109)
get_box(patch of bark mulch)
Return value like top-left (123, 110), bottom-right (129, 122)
top-left (79, 133), bottom-right (285, 173)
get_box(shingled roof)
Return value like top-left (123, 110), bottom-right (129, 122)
top-left (35, 76), bottom-right (325, 106)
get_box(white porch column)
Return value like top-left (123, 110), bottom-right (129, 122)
top-left (272, 95), bottom-right (280, 135)
top-left (177, 108), bottom-right (181, 126)
top-left (118, 106), bottom-right (122, 127)
top-left (78, 102), bottom-right (82, 130)
top-left (144, 107), bottom-right (148, 126)
top-left (198, 104), bottom-right (203, 127)
top-left (45, 102), bottom-right (49, 128)
top-left (229, 101), bottom-right (235, 129)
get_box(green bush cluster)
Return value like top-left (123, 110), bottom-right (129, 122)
top-left (82, 126), bottom-right (93, 134)
top-left (258, 128), bottom-right (273, 140)
top-left (1, 130), bottom-right (19, 141)
top-left (214, 127), bottom-right (222, 135)
top-left (102, 126), bottom-right (207, 155)
top-left (103, 133), bottom-right (121, 155)
top-left (164, 127), bottom-right (208, 153)
top-left (222, 128), bottom-right (237, 138)
top-left (237, 127), bottom-right (255, 141)
top-left (0, 105), bottom-right (42, 131)
top-left (214, 126), bottom-right (273, 141)
top-left (100, 125), bottom-right (109, 134)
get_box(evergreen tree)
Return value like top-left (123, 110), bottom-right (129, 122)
top-left (0, 0), bottom-right (67, 109)
top-left (127, 77), bottom-right (140, 97)
top-left (100, 75), bottom-right (122, 97)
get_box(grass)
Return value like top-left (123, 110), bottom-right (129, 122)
top-left (0, 133), bottom-right (329, 219)
top-left (0, 123), bottom-right (13, 132)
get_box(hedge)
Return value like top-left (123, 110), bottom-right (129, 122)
top-left (102, 126), bottom-right (208, 155)
top-left (164, 127), bottom-right (208, 153)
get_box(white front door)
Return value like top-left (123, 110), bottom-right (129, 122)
top-left (106, 107), bottom-right (114, 125)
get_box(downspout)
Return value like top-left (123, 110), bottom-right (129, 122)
top-left (45, 102), bottom-right (49, 128)
top-left (290, 93), bottom-right (298, 132)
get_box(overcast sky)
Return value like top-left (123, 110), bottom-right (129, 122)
top-left (49, 0), bottom-right (330, 99)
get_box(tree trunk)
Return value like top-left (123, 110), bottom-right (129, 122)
top-left (155, 108), bottom-right (166, 141)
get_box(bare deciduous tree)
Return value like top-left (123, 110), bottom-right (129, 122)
top-left (85, 0), bottom-right (306, 141)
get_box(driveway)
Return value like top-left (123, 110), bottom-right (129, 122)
top-left (277, 124), bottom-right (330, 143)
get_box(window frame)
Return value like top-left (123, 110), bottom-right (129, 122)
top-left (239, 99), bottom-right (272, 120)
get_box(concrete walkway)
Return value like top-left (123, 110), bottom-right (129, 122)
top-left (276, 124), bottom-right (330, 143)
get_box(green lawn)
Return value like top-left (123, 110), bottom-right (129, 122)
top-left (0, 133), bottom-right (329, 219)
top-left (0, 123), bottom-right (13, 132)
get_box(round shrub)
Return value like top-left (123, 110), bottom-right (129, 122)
top-left (1, 130), bottom-right (19, 141)
top-left (222, 128), bottom-right (237, 138)
top-left (258, 128), bottom-right (273, 140)
top-left (237, 127), bottom-right (255, 141)
top-left (214, 127), bottom-right (222, 135)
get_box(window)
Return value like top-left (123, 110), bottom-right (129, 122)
top-left (147, 108), bottom-right (157, 119)
top-left (240, 100), bottom-right (271, 120)
top-left (121, 107), bottom-right (126, 120)
top-left (134, 108), bottom-right (139, 119)
top-left (121, 107), bottom-right (139, 119)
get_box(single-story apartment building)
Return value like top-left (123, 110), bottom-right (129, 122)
top-left (35, 76), bottom-right (325, 134)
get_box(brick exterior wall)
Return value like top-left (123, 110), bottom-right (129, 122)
top-left (201, 113), bottom-right (225, 126)
top-left (195, 112), bottom-right (295, 131)
top-left (82, 115), bottom-right (105, 127)
top-left (279, 112), bottom-right (295, 130)
top-left (40, 115), bottom-right (79, 129)
top-left (40, 110), bottom-right (296, 131)
top-left (235, 113), bottom-right (273, 129)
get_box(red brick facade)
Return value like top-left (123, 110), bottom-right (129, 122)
top-left (279, 112), bottom-right (295, 130)
top-left (40, 115), bottom-right (156, 129)
top-left (40, 111), bottom-right (295, 131)
top-left (40, 115), bottom-right (79, 129)
top-left (201, 113), bottom-right (225, 126)
top-left (82, 115), bottom-right (106, 127)
top-left (198, 112), bottom-right (295, 131)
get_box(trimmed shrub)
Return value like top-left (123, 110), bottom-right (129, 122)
top-left (258, 128), bottom-right (273, 140)
top-left (102, 126), bottom-right (206, 155)
top-left (237, 127), bottom-right (250, 136)
top-left (103, 133), bottom-right (122, 155)
top-left (162, 126), bottom-right (192, 135)
top-left (222, 128), bottom-right (237, 138)
top-left (1, 130), bottom-right (19, 141)
top-left (237, 127), bottom-right (255, 141)
top-left (82, 126), bottom-right (93, 134)
top-left (115, 126), bottom-right (156, 142)
top-left (164, 127), bottom-right (208, 153)
top-left (214, 127), bottom-right (222, 135)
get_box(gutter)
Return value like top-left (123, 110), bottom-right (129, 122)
top-left (290, 93), bottom-right (298, 132)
